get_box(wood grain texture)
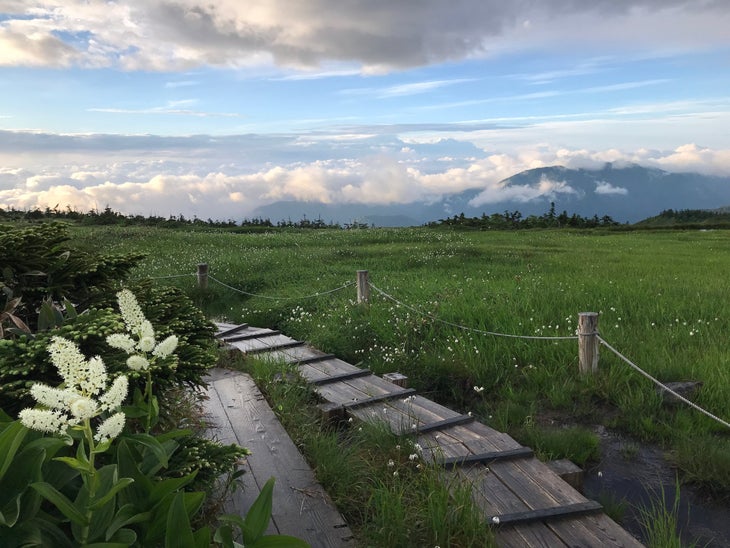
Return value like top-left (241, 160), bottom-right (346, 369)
top-left (203, 369), bottom-right (354, 547)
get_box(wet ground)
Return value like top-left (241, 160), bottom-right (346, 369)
top-left (582, 426), bottom-right (730, 547)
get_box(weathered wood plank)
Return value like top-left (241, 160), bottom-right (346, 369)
top-left (490, 500), bottom-right (603, 526)
top-left (206, 370), bottom-right (354, 547)
top-left (215, 323), bottom-right (250, 338)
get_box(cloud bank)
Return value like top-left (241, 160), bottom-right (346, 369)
top-left (1, 1), bottom-right (728, 72)
top-left (1, 130), bottom-right (728, 220)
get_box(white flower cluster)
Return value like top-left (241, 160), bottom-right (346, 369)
top-left (107, 289), bottom-right (178, 371)
top-left (19, 337), bottom-right (128, 442)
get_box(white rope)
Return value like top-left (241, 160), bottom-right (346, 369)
top-left (208, 275), bottom-right (354, 302)
top-left (369, 283), bottom-right (578, 341)
top-left (598, 335), bottom-right (730, 430)
top-left (146, 273), bottom-right (196, 280)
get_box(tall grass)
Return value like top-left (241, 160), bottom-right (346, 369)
top-left (69, 225), bottom-right (730, 492)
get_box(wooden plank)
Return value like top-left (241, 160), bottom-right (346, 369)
top-left (344, 388), bottom-right (416, 409)
top-left (293, 353), bottom-right (337, 365)
top-left (416, 413), bottom-right (475, 434)
top-left (245, 341), bottom-right (305, 354)
top-left (215, 323), bottom-right (250, 338)
top-left (227, 334), bottom-right (299, 353)
top-left (224, 329), bottom-right (280, 342)
top-left (497, 523), bottom-right (569, 548)
top-left (440, 447), bottom-right (534, 469)
top-left (490, 500), bottom-right (603, 526)
top-left (207, 370), bottom-right (354, 547)
top-left (263, 346), bottom-right (324, 364)
top-left (311, 369), bottom-right (373, 386)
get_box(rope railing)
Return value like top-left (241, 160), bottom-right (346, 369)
top-left (370, 283), bottom-right (579, 342)
top-left (145, 264), bottom-right (729, 430)
top-left (208, 274), bottom-right (355, 302)
top-left (597, 335), bottom-right (730, 430)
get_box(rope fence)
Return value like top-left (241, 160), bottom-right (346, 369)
top-left (149, 263), bottom-right (729, 430)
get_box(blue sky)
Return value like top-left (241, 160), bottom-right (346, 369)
top-left (1, 1), bottom-right (729, 220)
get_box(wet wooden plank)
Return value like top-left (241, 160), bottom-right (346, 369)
top-left (204, 369), bottom-right (354, 547)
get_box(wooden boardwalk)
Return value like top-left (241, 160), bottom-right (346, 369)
top-left (203, 367), bottom-right (355, 547)
top-left (215, 322), bottom-right (644, 548)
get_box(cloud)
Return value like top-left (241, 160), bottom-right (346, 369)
top-left (0, 1), bottom-right (728, 72)
top-left (595, 181), bottom-right (629, 195)
top-left (1, 130), bottom-right (730, 221)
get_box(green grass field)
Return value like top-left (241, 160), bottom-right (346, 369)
top-left (71, 225), bottom-right (730, 494)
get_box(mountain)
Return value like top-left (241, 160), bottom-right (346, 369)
top-left (251, 164), bottom-right (730, 226)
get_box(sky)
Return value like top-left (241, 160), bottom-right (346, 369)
top-left (1, 0), bottom-right (730, 221)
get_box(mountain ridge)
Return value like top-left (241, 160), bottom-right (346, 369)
top-left (251, 164), bottom-right (730, 226)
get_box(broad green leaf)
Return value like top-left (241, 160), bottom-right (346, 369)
top-left (31, 481), bottom-right (89, 526)
top-left (106, 504), bottom-right (152, 540)
top-left (164, 492), bottom-right (195, 548)
top-left (214, 524), bottom-right (235, 547)
top-left (126, 433), bottom-right (169, 468)
top-left (89, 477), bottom-right (134, 510)
top-left (0, 495), bottom-right (21, 527)
top-left (63, 297), bottom-right (77, 319)
top-left (242, 477), bottom-right (275, 544)
top-left (0, 421), bottom-right (27, 479)
top-left (193, 525), bottom-right (211, 548)
top-left (53, 456), bottom-right (94, 474)
top-left (150, 472), bottom-right (198, 505)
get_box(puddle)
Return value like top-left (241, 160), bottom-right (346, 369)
top-left (582, 426), bottom-right (730, 547)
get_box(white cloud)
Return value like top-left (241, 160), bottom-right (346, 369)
top-left (1, 131), bottom-right (730, 220)
top-left (595, 181), bottom-right (629, 195)
top-left (0, 1), bottom-right (727, 72)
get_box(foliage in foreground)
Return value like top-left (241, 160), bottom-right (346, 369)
top-left (0, 289), bottom-right (305, 547)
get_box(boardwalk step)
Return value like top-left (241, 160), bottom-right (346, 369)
top-left (440, 447), bottom-right (534, 469)
top-left (312, 369), bottom-right (373, 386)
top-left (344, 388), bottom-right (416, 409)
top-left (291, 353), bottom-right (337, 365)
top-left (225, 330), bottom-right (281, 342)
top-left (417, 414), bottom-right (475, 434)
top-left (215, 323), bottom-right (249, 338)
top-left (489, 500), bottom-right (603, 526)
top-left (245, 341), bottom-right (305, 354)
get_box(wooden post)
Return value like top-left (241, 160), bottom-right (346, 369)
top-left (197, 263), bottom-right (209, 290)
top-left (357, 270), bottom-right (370, 304)
top-left (578, 312), bottom-right (599, 374)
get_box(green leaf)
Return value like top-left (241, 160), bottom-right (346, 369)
top-left (0, 421), bottom-right (27, 479)
top-left (193, 526), bottom-right (211, 548)
top-left (242, 477), bottom-right (275, 544)
top-left (150, 472), bottom-right (198, 506)
top-left (63, 297), bottom-right (77, 319)
top-left (89, 477), bottom-right (134, 510)
top-left (126, 433), bottom-right (169, 468)
top-left (53, 456), bottom-right (95, 474)
top-left (106, 504), bottom-right (152, 540)
top-left (31, 481), bottom-right (89, 526)
top-left (164, 492), bottom-right (195, 548)
top-left (0, 495), bottom-right (21, 527)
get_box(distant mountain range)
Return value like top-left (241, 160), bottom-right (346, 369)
top-left (252, 164), bottom-right (730, 226)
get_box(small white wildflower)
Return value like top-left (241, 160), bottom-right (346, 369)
top-left (139, 320), bottom-right (155, 341)
top-left (48, 337), bottom-right (87, 388)
top-left (81, 356), bottom-right (108, 396)
top-left (99, 376), bottom-right (129, 412)
top-left (393, 471), bottom-right (399, 477)
top-left (69, 396), bottom-right (98, 419)
top-left (348, 417), bottom-right (353, 423)
top-left (19, 408), bottom-right (68, 435)
top-left (413, 443), bottom-right (422, 453)
top-left (597, 471), bottom-right (603, 478)
top-left (106, 333), bottom-right (136, 354)
top-left (473, 386), bottom-right (484, 393)
top-left (138, 335), bottom-right (156, 353)
top-left (409, 453), bottom-right (419, 461)
top-left (387, 459), bottom-right (395, 468)
top-left (117, 289), bottom-right (147, 334)
top-left (94, 412), bottom-right (126, 443)
top-left (152, 335), bottom-right (179, 358)
top-left (126, 355), bottom-right (150, 371)
top-left (491, 516), bottom-right (500, 525)
top-left (395, 445), bottom-right (401, 450)
top-left (30, 384), bottom-right (75, 410)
